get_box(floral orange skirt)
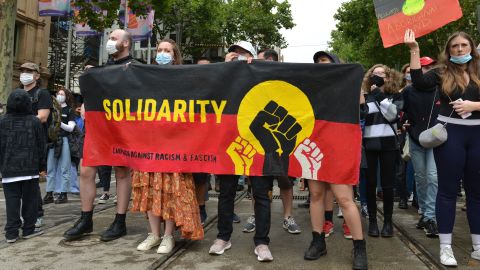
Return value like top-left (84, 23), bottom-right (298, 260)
top-left (131, 171), bottom-right (204, 240)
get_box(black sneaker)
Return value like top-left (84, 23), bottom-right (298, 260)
top-left (424, 220), bottom-right (439, 238)
top-left (398, 199), bottom-right (408, 209)
top-left (98, 193), bottom-right (110, 204)
top-left (54, 193), bottom-right (68, 204)
top-left (23, 228), bottom-right (44, 239)
top-left (43, 192), bottom-right (54, 204)
top-left (232, 213), bottom-right (241, 223)
top-left (416, 215), bottom-right (427, 229)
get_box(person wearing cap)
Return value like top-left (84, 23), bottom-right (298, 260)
top-left (210, 41), bottom-right (277, 262)
top-left (241, 48), bottom-right (302, 237)
top-left (401, 56), bottom-right (440, 238)
top-left (0, 89), bottom-right (47, 243)
top-left (18, 62), bottom-right (51, 229)
top-left (303, 51), bottom-right (367, 270)
top-left (63, 29), bottom-right (138, 242)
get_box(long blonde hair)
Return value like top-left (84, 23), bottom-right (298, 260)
top-left (362, 64), bottom-right (403, 94)
top-left (438, 32), bottom-right (480, 95)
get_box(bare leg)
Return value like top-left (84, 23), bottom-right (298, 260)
top-left (114, 167), bottom-right (131, 214)
top-left (309, 180), bottom-right (327, 232)
top-left (280, 186), bottom-right (293, 218)
top-left (330, 184), bottom-right (364, 240)
top-left (147, 211), bottom-right (162, 237)
top-left (164, 220), bottom-right (175, 236)
top-left (80, 165), bottom-right (97, 212)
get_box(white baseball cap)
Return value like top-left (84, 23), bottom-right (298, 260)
top-left (228, 41), bottom-right (257, 59)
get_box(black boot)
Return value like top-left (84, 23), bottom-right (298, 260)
top-left (367, 219), bottom-right (379, 237)
top-left (63, 211), bottom-right (93, 241)
top-left (100, 213), bottom-right (127, 242)
top-left (352, 239), bottom-right (368, 270)
top-left (54, 192), bottom-right (68, 204)
top-left (304, 231), bottom-right (327, 260)
top-left (398, 199), bottom-right (408, 209)
top-left (43, 192), bottom-right (54, 204)
top-left (381, 220), bottom-right (393, 237)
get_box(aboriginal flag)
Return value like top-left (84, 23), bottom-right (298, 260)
top-left (80, 61), bottom-right (363, 185)
top-left (374, 0), bottom-right (463, 48)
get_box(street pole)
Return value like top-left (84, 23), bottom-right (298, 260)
top-left (65, 18), bottom-right (73, 89)
top-left (147, 36), bottom-right (151, 64)
top-left (98, 34), bottom-right (103, 66)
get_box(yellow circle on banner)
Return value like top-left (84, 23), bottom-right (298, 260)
top-left (402, 0), bottom-right (425, 16)
top-left (237, 80), bottom-right (315, 155)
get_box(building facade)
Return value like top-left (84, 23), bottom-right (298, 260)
top-left (12, 0), bottom-right (51, 88)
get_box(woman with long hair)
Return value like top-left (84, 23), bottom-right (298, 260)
top-left (361, 64), bottom-right (403, 238)
top-left (132, 39), bottom-right (203, 254)
top-left (405, 29), bottom-right (480, 267)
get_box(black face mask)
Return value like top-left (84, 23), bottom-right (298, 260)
top-left (370, 75), bottom-right (385, 87)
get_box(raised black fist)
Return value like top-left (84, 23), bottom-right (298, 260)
top-left (250, 101), bottom-right (302, 175)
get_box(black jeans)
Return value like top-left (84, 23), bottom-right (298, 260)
top-left (366, 150), bottom-right (398, 221)
top-left (216, 175), bottom-right (238, 242)
top-left (36, 180), bottom-right (43, 218)
top-left (251, 176), bottom-right (274, 246)
top-left (98, 166), bottom-right (112, 192)
top-left (3, 179), bottom-right (39, 238)
top-left (395, 155), bottom-right (408, 200)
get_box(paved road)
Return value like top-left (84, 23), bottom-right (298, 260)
top-left (0, 181), bottom-right (477, 270)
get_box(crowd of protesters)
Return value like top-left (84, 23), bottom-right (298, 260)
top-left (1, 27), bottom-right (480, 270)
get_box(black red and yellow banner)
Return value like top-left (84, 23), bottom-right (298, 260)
top-left (374, 0), bottom-right (463, 48)
top-left (80, 61), bottom-right (363, 184)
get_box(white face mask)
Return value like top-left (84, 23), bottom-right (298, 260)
top-left (106, 39), bottom-right (118, 55)
top-left (56, 95), bottom-right (66, 104)
top-left (20, 73), bottom-right (35, 85)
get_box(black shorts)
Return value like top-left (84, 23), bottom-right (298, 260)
top-left (276, 176), bottom-right (295, 190)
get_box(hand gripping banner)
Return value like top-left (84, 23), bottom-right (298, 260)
top-left (80, 62), bottom-right (363, 184)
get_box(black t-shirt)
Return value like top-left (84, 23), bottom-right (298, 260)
top-left (60, 105), bottom-right (75, 137)
top-left (26, 87), bottom-right (53, 138)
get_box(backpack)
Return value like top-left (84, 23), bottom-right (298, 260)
top-left (33, 89), bottom-right (62, 142)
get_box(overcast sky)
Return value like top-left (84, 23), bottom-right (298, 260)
top-left (280, 0), bottom-right (348, 63)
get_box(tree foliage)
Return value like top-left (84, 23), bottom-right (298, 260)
top-left (72, 0), bottom-right (294, 57)
top-left (329, 0), bottom-right (480, 69)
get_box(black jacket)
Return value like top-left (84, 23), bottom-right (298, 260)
top-left (0, 90), bottom-right (46, 178)
top-left (402, 85), bottom-right (439, 145)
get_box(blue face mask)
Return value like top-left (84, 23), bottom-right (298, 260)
top-left (405, 74), bottom-right (411, 81)
top-left (450, 54), bottom-right (472, 65)
top-left (156, 52), bottom-right (173, 65)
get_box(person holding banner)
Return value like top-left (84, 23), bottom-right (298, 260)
top-left (361, 64), bottom-right (403, 239)
top-left (405, 29), bottom-right (480, 267)
top-left (63, 29), bottom-right (136, 242)
top-left (303, 51), bottom-right (367, 270)
top-left (209, 41), bottom-right (280, 261)
top-left (133, 39), bottom-right (203, 254)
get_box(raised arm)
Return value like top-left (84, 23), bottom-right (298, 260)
top-left (404, 29), bottom-right (439, 91)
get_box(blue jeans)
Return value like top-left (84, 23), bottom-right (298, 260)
top-left (409, 138), bottom-right (438, 221)
top-left (46, 137), bottom-right (71, 193)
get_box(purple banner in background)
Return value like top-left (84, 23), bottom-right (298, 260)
top-left (39, 0), bottom-right (70, 17)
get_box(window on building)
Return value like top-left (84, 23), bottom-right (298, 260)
top-left (14, 22), bottom-right (24, 61)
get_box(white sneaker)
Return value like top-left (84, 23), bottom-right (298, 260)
top-left (472, 247), bottom-right (480, 261)
top-left (137, 233), bottom-right (161, 251)
top-left (35, 217), bottom-right (43, 228)
top-left (254, 244), bottom-right (273, 262)
top-left (440, 246), bottom-right (458, 266)
top-left (337, 208), bottom-right (343, 218)
top-left (157, 235), bottom-right (175, 254)
top-left (209, 239), bottom-right (232, 255)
